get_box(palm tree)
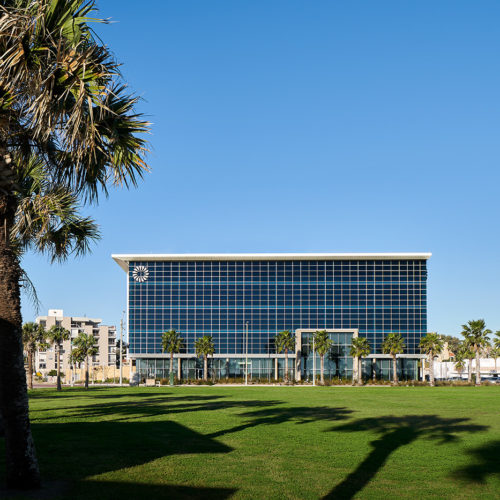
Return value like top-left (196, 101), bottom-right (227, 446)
top-left (0, 0), bottom-right (149, 487)
top-left (490, 346), bottom-right (500, 376)
top-left (22, 322), bottom-right (47, 390)
top-left (381, 333), bottom-right (406, 385)
top-left (162, 330), bottom-right (184, 380)
top-left (419, 333), bottom-right (444, 387)
top-left (275, 330), bottom-right (295, 383)
top-left (461, 319), bottom-right (492, 385)
top-left (46, 325), bottom-right (70, 391)
top-left (350, 337), bottom-right (371, 385)
top-left (194, 335), bottom-right (215, 381)
top-left (454, 352), bottom-right (466, 379)
top-left (72, 333), bottom-right (98, 389)
top-left (455, 341), bottom-right (474, 383)
top-left (493, 332), bottom-right (500, 375)
top-left (312, 330), bottom-right (332, 384)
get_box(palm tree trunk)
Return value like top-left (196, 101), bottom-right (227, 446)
top-left (0, 190), bottom-right (41, 488)
top-left (56, 344), bottom-right (62, 391)
top-left (85, 355), bottom-right (89, 389)
top-left (204, 355), bottom-right (207, 381)
top-left (27, 350), bottom-right (33, 390)
top-left (429, 352), bottom-right (434, 387)
top-left (468, 358), bottom-right (472, 383)
top-left (392, 355), bottom-right (397, 384)
top-left (358, 357), bottom-right (362, 385)
top-left (320, 355), bottom-right (324, 385)
top-left (170, 352), bottom-right (173, 375)
top-left (284, 349), bottom-right (288, 383)
top-left (475, 348), bottom-right (481, 386)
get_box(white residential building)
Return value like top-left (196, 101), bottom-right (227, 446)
top-left (34, 309), bottom-right (117, 374)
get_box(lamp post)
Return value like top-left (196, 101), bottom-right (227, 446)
top-left (245, 321), bottom-right (249, 386)
top-left (312, 334), bottom-right (316, 386)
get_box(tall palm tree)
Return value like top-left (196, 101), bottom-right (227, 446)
top-left (312, 330), bottom-right (332, 384)
top-left (350, 336), bottom-right (371, 385)
top-left (419, 333), bottom-right (444, 387)
top-left (22, 322), bottom-right (47, 390)
top-left (275, 330), bottom-right (295, 383)
top-left (461, 319), bottom-right (492, 386)
top-left (381, 333), bottom-right (406, 385)
top-left (194, 335), bottom-right (215, 381)
top-left (0, 0), bottom-right (149, 487)
top-left (71, 333), bottom-right (98, 389)
top-left (162, 329), bottom-right (184, 380)
top-left (46, 325), bottom-right (70, 391)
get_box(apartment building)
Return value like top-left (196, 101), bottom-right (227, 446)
top-left (35, 309), bottom-right (117, 373)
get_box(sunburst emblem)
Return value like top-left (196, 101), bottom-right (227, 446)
top-left (132, 265), bottom-right (149, 282)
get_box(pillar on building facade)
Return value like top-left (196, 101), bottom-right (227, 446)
top-left (274, 357), bottom-right (278, 381)
top-left (177, 357), bottom-right (182, 380)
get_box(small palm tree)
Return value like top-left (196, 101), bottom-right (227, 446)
top-left (194, 335), bottom-right (215, 381)
top-left (381, 333), bottom-right (406, 385)
top-left (161, 330), bottom-right (184, 379)
top-left (461, 319), bottom-right (492, 385)
top-left (350, 337), bottom-right (371, 385)
top-left (419, 333), bottom-right (444, 387)
top-left (455, 341), bottom-right (474, 383)
top-left (490, 346), bottom-right (500, 376)
top-left (72, 333), bottom-right (98, 389)
top-left (46, 325), bottom-right (70, 391)
top-left (22, 322), bottom-right (47, 390)
top-left (312, 330), bottom-right (332, 385)
top-left (454, 352), bottom-right (466, 378)
top-left (493, 332), bottom-right (500, 375)
top-left (275, 330), bottom-right (295, 383)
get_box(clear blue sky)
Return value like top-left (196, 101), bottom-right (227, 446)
top-left (21, 0), bottom-right (500, 339)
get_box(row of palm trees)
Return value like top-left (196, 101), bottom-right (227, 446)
top-left (22, 322), bottom-right (98, 390)
top-left (453, 320), bottom-right (500, 385)
top-left (161, 329), bottom-right (406, 385)
top-left (161, 330), bottom-right (215, 381)
top-left (159, 324), bottom-right (500, 386)
top-left (275, 329), bottom-right (405, 385)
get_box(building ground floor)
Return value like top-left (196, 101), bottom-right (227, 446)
top-left (135, 355), bottom-right (422, 383)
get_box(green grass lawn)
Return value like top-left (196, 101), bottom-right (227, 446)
top-left (2, 386), bottom-right (500, 499)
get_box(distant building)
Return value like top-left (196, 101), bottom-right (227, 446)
top-left (112, 253), bottom-right (430, 381)
top-left (35, 309), bottom-right (117, 373)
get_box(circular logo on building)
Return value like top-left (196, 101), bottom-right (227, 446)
top-left (132, 265), bottom-right (149, 282)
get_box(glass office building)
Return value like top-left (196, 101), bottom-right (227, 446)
top-left (112, 253), bottom-right (430, 381)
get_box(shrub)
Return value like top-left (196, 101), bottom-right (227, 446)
top-left (104, 377), bottom-right (130, 384)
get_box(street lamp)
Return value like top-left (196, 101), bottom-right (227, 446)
top-left (245, 321), bottom-right (249, 386)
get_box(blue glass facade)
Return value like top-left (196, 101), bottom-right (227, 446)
top-left (123, 256), bottom-right (428, 363)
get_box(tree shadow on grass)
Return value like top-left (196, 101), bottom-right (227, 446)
top-left (322, 415), bottom-right (488, 499)
top-left (451, 439), bottom-right (500, 484)
top-left (28, 387), bottom-right (118, 399)
top-left (208, 406), bottom-right (353, 439)
top-left (32, 395), bottom-right (284, 422)
top-left (31, 394), bottom-right (226, 416)
top-left (1, 419), bottom-right (236, 499)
